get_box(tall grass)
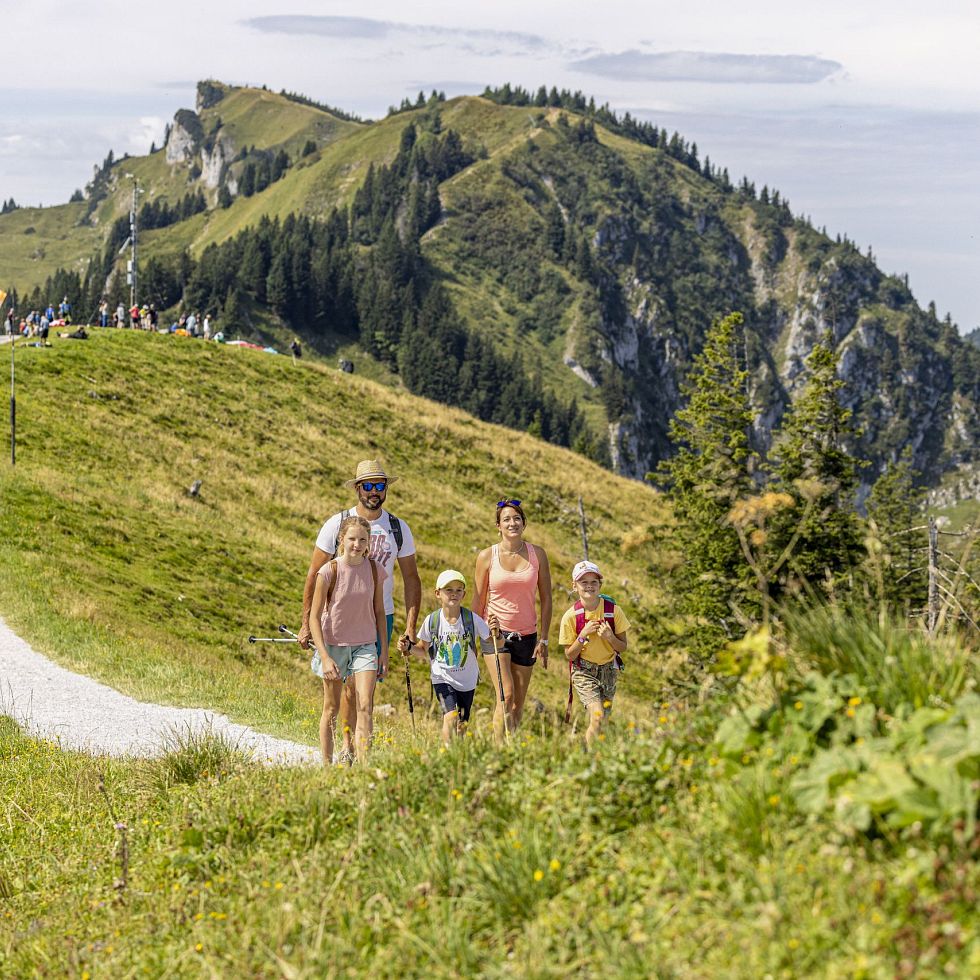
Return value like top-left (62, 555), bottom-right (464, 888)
top-left (782, 604), bottom-right (976, 712)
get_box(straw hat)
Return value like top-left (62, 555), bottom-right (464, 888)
top-left (344, 459), bottom-right (399, 489)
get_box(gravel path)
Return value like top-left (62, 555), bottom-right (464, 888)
top-left (0, 614), bottom-right (319, 766)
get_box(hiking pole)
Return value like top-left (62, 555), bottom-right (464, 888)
top-left (279, 624), bottom-right (299, 639)
top-left (403, 643), bottom-right (417, 738)
top-left (490, 629), bottom-right (508, 737)
top-left (248, 635), bottom-right (300, 643)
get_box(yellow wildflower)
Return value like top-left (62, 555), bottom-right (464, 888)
top-left (549, 859), bottom-right (561, 872)
top-left (533, 869), bottom-right (544, 882)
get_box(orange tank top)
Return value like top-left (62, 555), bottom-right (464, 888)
top-left (487, 543), bottom-right (539, 634)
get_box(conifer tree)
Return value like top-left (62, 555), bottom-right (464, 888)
top-left (661, 311), bottom-right (758, 650)
top-left (866, 447), bottom-right (927, 613)
top-left (767, 333), bottom-right (864, 595)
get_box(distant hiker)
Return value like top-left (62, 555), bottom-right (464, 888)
top-left (299, 460), bottom-right (421, 763)
top-left (474, 499), bottom-right (553, 739)
top-left (116, 303), bottom-right (126, 329)
top-left (149, 305), bottom-right (158, 331)
top-left (58, 296), bottom-right (70, 319)
top-left (98, 300), bottom-right (108, 328)
top-left (559, 561), bottom-right (629, 746)
top-left (338, 358), bottom-right (353, 373)
top-left (186, 312), bottom-right (197, 337)
top-left (290, 338), bottom-right (302, 359)
top-left (399, 570), bottom-right (497, 744)
top-left (130, 305), bottom-right (140, 329)
top-left (4, 309), bottom-right (13, 336)
top-left (45, 303), bottom-right (55, 323)
top-left (203, 315), bottom-right (212, 341)
top-left (308, 514), bottom-right (388, 765)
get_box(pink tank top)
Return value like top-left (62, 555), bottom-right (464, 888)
top-left (319, 558), bottom-right (382, 646)
top-left (487, 543), bottom-right (539, 634)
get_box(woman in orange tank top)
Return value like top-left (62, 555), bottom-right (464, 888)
top-left (474, 499), bottom-right (552, 739)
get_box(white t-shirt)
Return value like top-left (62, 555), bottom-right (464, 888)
top-left (315, 509), bottom-right (415, 615)
top-left (417, 609), bottom-right (489, 691)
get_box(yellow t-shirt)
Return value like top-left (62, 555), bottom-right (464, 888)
top-left (558, 601), bottom-right (630, 666)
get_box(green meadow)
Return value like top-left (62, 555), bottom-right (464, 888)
top-left (1, 331), bottom-right (978, 978)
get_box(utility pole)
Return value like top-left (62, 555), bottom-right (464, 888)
top-left (8, 335), bottom-right (14, 467)
top-left (127, 176), bottom-right (140, 309)
top-left (578, 495), bottom-right (589, 560)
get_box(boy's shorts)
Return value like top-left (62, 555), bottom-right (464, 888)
top-left (571, 660), bottom-right (618, 712)
top-left (432, 683), bottom-right (475, 723)
top-left (311, 643), bottom-right (378, 681)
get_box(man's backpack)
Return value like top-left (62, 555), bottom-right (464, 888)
top-left (424, 607), bottom-right (478, 666)
top-left (332, 509), bottom-right (403, 553)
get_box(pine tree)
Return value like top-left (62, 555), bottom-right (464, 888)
top-left (866, 447), bottom-right (927, 613)
top-left (767, 333), bottom-right (864, 595)
top-left (660, 311), bottom-right (758, 651)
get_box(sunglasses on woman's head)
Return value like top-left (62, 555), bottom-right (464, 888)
top-left (360, 481), bottom-right (387, 492)
top-left (496, 498), bottom-right (522, 508)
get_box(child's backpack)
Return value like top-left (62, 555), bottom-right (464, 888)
top-left (424, 607), bottom-right (478, 667)
top-left (565, 594), bottom-right (623, 724)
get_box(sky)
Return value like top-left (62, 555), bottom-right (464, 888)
top-left (1, 1), bottom-right (977, 331)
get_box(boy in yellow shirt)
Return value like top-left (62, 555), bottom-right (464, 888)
top-left (558, 560), bottom-right (630, 745)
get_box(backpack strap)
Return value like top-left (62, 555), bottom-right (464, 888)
top-left (323, 559), bottom-right (339, 608)
top-left (460, 607), bottom-right (478, 659)
top-left (328, 509), bottom-right (352, 555)
top-left (388, 514), bottom-right (403, 552)
top-left (573, 600), bottom-right (586, 637)
top-left (425, 610), bottom-right (441, 661)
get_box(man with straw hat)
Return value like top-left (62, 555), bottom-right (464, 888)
top-left (299, 459), bottom-right (421, 762)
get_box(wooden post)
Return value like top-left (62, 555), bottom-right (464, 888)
top-left (927, 516), bottom-right (939, 634)
top-left (578, 495), bottom-right (589, 560)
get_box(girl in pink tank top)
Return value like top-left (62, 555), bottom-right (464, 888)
top-left (475, 499), bottom-right (553, 740)
top-left (309, 515), bottom-right (388, 764)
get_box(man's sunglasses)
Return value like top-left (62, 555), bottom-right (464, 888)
top-left (496, 498), bottom-right (522, 508)
top-left (359, 481), bottom-right (387, 492)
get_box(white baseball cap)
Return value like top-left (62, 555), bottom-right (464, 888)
top-left (572, 560), bottom-right (602, 581)
top-left (435, 569), bottom-right (467, 590)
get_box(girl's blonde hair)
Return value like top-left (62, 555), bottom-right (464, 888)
top-left (336, 514), bottom-right (372, 555)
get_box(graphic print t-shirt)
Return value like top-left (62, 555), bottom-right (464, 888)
top-left (316, 510), bottom-right (416, 615)
top-left (417, 609), bottom-right (489, 691)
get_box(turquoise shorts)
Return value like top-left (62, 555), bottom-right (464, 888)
top-left (311, 642), bottom-right (378, 681)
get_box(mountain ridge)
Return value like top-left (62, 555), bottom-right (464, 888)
top-left (2, 80), bottom-right (977, 492)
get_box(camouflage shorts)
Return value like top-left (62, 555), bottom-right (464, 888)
top-left (571, 659), bottom-right (618, 712)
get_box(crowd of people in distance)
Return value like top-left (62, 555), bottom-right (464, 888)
top-left (3, 297), bottom-right (73, 339)
top-left (299, 460), bottom-right (630, 766)
top-left (3, 297), bottom-right (225, 344)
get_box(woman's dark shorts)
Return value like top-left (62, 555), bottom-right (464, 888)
top-left (433, 683), bottom-right (475, 723)
top-left (502, 631), bottom-right (538, 668)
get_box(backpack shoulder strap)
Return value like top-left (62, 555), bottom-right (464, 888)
top-left (601, 596), bottom-right (617, 620)
top-left (426, 610), bottom-right (441, 660)
top-left (388, 513), bottom-right (403, 552)
top-left (328, 510), bottom-right (351, 554)
top-left (460, 607), bottom-right (477, 656)
top-left (324, 559), bottom-right (339, 607)
top-left (573, 600), bottom-right (586, 636)
top-left (369, 557), bottom-right (378, 591)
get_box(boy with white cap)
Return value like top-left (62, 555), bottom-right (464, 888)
top-left (558, 560), bottom-right (630, 745)
top-left (399, 569), bottom-right (497, 743)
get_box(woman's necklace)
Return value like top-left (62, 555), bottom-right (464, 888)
top-left (499, 540), bottom-right (526, 557)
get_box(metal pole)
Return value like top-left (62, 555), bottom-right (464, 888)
top-left (9, 336), bottom-right (14, 466)
top-left (129, 179), bottom-right (138, 309)
top-left (578, 495), bottom-right (589, 560)
top-left (927, 516), bottom-right (939, 634)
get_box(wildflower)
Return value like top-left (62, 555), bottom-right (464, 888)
top-left (533, 869), bottom-right (544, 882)
top-left (768, 794), bottom-right (780, 807)
top-left (195, 943), bottom-right (203, 953)
top-left (261, 880), bottom-right (270, 889)
top-left (194, 913), bottom-right (204, 921)
top-left (451, 789), bottom-right (462, 800)
top-left (794, 701), bottom-right (803, 711)
top-left (658, 715), bottom-right (668, 724)
top-left (512, 840), bottom-right (522, 849)
top-left (848, 696), bottom-right (862, 706)
top-left (274, 882), bottom-right (284, 890)
top-left (680, 758), bottom-right (692, 768)
top-left (846, 708), bottom-right (856, 718)
top-left (789, 755), bottom-right (799, 765)
top-left (788, 938), bottom-right (799, 950)
top-left (549, 859), bottom-right (561, 872)
top-left (602, 700), bottom-right (611, 709)
top-left (708, 756), bottom-right (719, 766)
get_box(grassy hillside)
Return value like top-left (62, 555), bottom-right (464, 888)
top-left (3, 331), bottom-right (979, 977)
top-left (0, 329), bottom-right (674, 741)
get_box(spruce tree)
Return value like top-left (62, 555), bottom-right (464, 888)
top-left (866, 447), bottom-right (927, 613)
top-left (660, 311), bottom-right (758, 651)
top-left (767, 333), bottom-right (864, 595)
